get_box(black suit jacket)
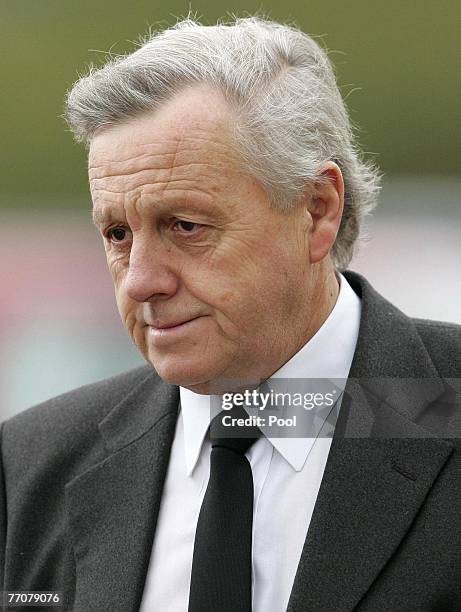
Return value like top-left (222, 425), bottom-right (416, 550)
top-left (1, 271), bottom-right (461, 611)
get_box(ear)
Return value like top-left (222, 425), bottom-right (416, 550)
top-left (306, 161), bottom-right (344, 264)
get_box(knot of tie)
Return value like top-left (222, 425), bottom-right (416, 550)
top-left (209, 403), bottom-right (261, 455)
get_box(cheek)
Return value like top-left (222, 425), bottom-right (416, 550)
top-left (107, 255), bottom-right (128, 286)
top-left (254, 255), bottom-right (308, 318)
top-left (116, 293), bottom-right (147, 354)
top-left (182, 242), bottom-right (294, 323)
top-left (114, 288), bottom-right (127, 315)
top-left (114, 288), bottom-right (137, 332)
top-left (107, 257), bottom-right (130, 309)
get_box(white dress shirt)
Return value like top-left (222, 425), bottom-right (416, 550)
top-left (140, 273), bottom-right (361, 611)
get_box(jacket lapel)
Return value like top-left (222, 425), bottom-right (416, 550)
top-left (65, 373), bottom-right (179, 612)
top-left (287, 271), bottom-right (454, 611)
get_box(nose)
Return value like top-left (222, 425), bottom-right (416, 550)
top-left (124, 235), bottom-right (179, 302)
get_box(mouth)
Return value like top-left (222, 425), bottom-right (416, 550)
top-left (149, 315), bottom-right (204, 330)
top-left (147, 315), bottom-right (207, 340)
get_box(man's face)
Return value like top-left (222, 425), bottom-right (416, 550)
top-left (89, 86), bottom-right (317, 393)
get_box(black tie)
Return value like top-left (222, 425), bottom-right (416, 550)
top-left (188, 406), bottom-right (260, 612)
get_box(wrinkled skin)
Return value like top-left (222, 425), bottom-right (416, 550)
top-left (89, 85), bottom-right (343, 394)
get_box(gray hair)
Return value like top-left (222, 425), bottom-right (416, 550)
top-left (65, 16), bottom-right (381, 270)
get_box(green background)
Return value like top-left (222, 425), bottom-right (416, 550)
top-left (2, 0), bottom-right (460, 208)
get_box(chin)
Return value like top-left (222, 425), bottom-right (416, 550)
top-left (148, 355), bottom-right (217, 393)
top-left (150, 358), bottom-right (260, 396)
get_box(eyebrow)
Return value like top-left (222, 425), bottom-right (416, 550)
top-left (91, 194), bottom-right (222, 227)
top-left (92, 208), bottom-right (120, 226)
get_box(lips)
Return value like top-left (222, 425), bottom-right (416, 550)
top-left (146, 315), bottom-right (207, 343)
top-left (147, 315), bottom-right (203, 330)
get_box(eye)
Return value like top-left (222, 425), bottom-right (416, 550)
top-left (106, 226), bottom-right (132, 244)
top-left (172, 220), bottom-right (203, 233)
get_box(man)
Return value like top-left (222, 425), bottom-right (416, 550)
top-left (1, 16), bottom-right (460, 612)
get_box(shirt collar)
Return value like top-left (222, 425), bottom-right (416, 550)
top-left (180, 272), bottom-right (361, 475)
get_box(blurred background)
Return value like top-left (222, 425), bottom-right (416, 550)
top-left (1, 0), bottom-right (459, 420)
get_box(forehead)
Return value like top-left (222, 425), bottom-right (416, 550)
top-left (88, 85), bottom-right (241, 193)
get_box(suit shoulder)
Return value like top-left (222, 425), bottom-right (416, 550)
top-left (4, 364), bottom-right (155, 432)
top-left (412, 318), bottom-right (461, 377)
top-left (1, 365), bottom-right (155, 476)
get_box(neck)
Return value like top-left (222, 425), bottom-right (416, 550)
top-left (306, 259), bottom-right (340, 339)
